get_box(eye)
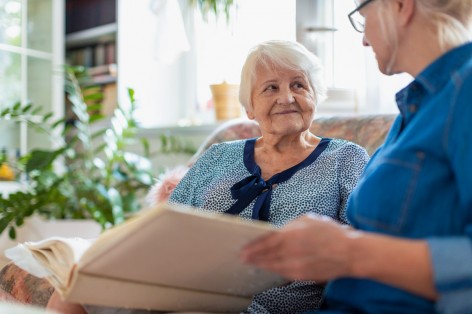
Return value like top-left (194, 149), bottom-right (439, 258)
top-left (291, 81), bottom-right (306, 90)
top-left (263, 84), bottom-right (278, 92)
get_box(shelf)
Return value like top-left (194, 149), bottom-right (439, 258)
top-left (80, 64), bottom-right (118, 87)
top-left (66, 23), bottom-right (117, 48)
top-left (81, 75), bottom-right (117, 87)
top-left (65, 0), bottom-right (118, 119)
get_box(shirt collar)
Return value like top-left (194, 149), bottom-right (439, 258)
top-left (395, 42), bottom-right (472, 114)
top-left (415, 41), bottom-right (472, 94)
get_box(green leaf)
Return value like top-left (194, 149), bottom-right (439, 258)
top-left (107, 188), bottom-right (125, 225)
top-left (42, 112), bottom-right (54, 122)
top-left (89, 113), bottom-right (105, 123)
top-left (93, 143), bottom-right (107, 155)
top-left (140, 138), bottom-right (150, 157)
top-left (0, 217), bottom-right (12, 238)
top-left (31, 106), bottom-right (43, 115)
top-left (91, 128), bottom-right (107, 139)
top-left (26, 149), bottom-right (63, 172)
top-left (52, 118), bottom-right (66, 129)
top-left (86, 104), bottom-right (103, 112)
top-left (15, 215), bottom-right (24, 227)
top-left (1, 108), bottom-right (10, 116)
top-left (22, 103), bottom-right (33, 113)
top-left (127, 88), bottom-right (135, 103)
top-left (84, 93), bottom-right (104, 102)
top-left (8, 226), bottom-right (16, 239)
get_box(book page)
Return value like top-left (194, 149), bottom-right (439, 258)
top-left (5, 237), bottom-right (95, 290)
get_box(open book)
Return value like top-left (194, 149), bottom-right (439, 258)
top-left (5, 203), bottom-right (286, 313)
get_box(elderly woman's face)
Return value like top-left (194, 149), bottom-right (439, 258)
top-left (248, 64), bottom-right (316, 137)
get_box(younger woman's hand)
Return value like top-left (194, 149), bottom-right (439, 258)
top-left (240, 213), bottom-right (358, 282)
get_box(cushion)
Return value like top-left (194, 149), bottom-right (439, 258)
top-left (0, 263), bottom-right (54, 307)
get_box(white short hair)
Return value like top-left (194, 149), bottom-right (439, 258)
top-left (239, 40), bottom-right (327, 112)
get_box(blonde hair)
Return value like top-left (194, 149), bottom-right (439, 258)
top-left (239, 40), bottom-right (327, 112)
top-left (378, 0), bottom-right (472, 50)
top-left (415, 0), bottom-right (472, 49)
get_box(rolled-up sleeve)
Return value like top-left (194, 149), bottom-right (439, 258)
top-left (428, 237), bottom-right (472, 313)
top-left (433, 69), bottom-right (472, 313)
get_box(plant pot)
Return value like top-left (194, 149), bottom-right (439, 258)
top-left (210, 82), bottom-right (242, 121)
top-left (0, 216), bottom-right (101, 267)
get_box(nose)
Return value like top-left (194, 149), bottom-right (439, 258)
top-left (277, 86), bottom-right (295, 104)
top-left (362, 35), bottom-right (370, 47)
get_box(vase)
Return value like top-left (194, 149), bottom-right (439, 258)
top-left (210, 82), bottom-right (242, 121)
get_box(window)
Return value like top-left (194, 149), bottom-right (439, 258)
top-left (119, 0), bottom-right (408, 129)
top-left (0, 0), bottom-right (64, 154)
top-left (298, 0), bottom-right (410, 115)
top-left (118, 0), bottom-right (295, 128)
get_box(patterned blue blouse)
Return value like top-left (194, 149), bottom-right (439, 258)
top-left (169, 137), bottom-right (369, 314)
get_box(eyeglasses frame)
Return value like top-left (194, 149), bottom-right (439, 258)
top-left (348, 0), bottom-right (376, 33)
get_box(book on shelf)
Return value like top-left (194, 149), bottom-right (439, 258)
top-left (105, 41), bottom-right (116, 64)
top-left (5, 203), bottom-right (286, 313)
top-left (67, 41), bottom-right (116, 70)
top-left (86, 63), bottom-right (117, 77)
top-left (101, 82), bottom-right (117, 116)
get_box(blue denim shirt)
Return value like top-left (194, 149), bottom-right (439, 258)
top-left (321, 42), bottom-right (472, 314)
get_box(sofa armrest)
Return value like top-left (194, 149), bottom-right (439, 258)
top-left (0, 262), bottom-right (54, 307)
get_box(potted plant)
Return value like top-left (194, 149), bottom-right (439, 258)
top-left (0, 67), bottom-right (154, 239)
top-left (189, 0), bottom-right (236, 22)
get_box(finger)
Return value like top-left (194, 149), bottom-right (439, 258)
top-left (240, 231), bottom-right (281, 261)
top-left (249, 252), bottom-right (320, 281)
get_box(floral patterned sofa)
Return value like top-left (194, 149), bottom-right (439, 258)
top-left (0, 114), bottom-right (396, 309)
top-left (194, 114), bottom-right (394, 158)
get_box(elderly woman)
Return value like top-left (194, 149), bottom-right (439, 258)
top-left (47, 40), bottom-right (369, 314)
top-left (242, 1), bottom-right (472, 314)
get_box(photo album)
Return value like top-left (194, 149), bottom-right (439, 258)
top-left (5, 203), bottom-right (286, 313)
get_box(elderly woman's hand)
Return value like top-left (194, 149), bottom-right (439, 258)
top-left (240, 213), bottom-right (359, 282)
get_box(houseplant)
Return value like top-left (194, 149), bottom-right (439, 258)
top-left (0, 67), bottom-right (154, 239)
top-left (189, 0), bottom-right (236, 22)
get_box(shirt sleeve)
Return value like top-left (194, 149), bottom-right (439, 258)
top-left (431, 70), bottom-right (472, 311)
top-left (427, 238), bottom-right (472, 313)
top-left (337, 142), bottom-right (370, 224)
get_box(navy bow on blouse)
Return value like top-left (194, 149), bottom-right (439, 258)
top-left (224, 138), bottom-right (330, 221)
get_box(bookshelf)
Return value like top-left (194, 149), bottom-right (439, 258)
top-left (65, 0), bottom-right (118, 119)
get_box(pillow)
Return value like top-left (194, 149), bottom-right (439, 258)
top-left (146, 166), bottom-right (189, 206)
top-left (0, 263), bottom-right (54, 307)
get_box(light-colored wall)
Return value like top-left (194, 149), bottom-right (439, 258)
top-left (131, 124), bottom-right (221, 177)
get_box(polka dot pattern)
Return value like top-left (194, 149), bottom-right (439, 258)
top-left (169, 138), bottom-right (369, 314)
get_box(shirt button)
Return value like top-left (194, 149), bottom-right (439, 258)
top-left (409, 105), bottom-right (417, 113)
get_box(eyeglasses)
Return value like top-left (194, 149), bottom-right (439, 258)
top-left (348, 0), bottom-right (376, 33)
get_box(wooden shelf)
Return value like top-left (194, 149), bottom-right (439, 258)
top-left (66, 23), bottom-right (117, 48)
top-left (65, 0), bottom-right (118, 118)
top-left (81, 75), bottom-right (117, 87)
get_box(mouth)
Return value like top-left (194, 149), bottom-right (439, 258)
top-left (274, 110), bottom-right (298, 115)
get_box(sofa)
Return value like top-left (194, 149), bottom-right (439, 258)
top-left (0, 114), bottom-right (396, 309)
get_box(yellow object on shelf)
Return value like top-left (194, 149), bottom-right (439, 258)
top-left (0, 163), bottom-right (15, 181)
top-left (210, 82), bottom-right (242, 121)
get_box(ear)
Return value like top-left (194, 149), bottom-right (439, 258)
top-left (246, 108), bottom-right (255, 120)
top-left (396, 0), bottom-right (415, 27)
